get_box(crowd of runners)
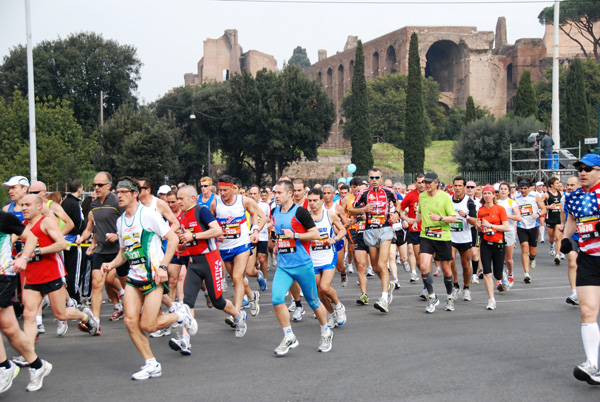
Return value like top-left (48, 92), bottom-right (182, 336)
top-left (0, 153), bottom-right (599, 392)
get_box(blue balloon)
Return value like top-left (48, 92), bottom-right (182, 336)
top-left (347, 164), bottom-right (357, 174)
top-left (337, 178), bottom-right (346, 184)
top-left (346, 177), bottom-right (353, 184)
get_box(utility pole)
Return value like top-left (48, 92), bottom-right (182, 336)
top-left (25, 0), bottom-right (37, 182)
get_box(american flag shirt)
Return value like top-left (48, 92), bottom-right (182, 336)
top-left (565, 182), bottom-right (600, 256)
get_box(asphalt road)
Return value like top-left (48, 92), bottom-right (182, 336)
top-left (3, 238), bottom-right (598, 401)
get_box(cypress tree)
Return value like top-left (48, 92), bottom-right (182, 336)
top-left (514, 70), bottom-right (538, 118)
top-left (465, 96), bottom-right (476, 123)
top-left (404, 32), bottom-right (425, 174)
top-left (564, 58), bottom-right (591, 148)
top-left (346, 40), bottom-right (373, 175)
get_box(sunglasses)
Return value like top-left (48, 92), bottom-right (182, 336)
top-left (93, 183), bottom-right (109, 187)
top-left (140, 186), bottom-right (150, 190)
top-left (466, 186), bottom-right (475, 189)
top-left (369, 176), bottom-right (381, 180)
top-left (28, 190), bottom-right (42, 194)
top-left (577, 166), bottom-right (600, 173)
top-left (200, 185), bottom-right (210, 188)
top-left (116, 190), bottom-right (132, 195)
top-left (416, 181), bottom-right (424, 184)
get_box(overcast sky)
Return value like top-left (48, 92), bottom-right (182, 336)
top-left (1, 0), bottom-right (554, 103)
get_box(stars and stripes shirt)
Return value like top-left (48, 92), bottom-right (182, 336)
top-left (565, 182), bottom-right (600, 256)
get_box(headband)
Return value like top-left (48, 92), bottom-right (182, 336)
top-left (116, 180), bottom-right (139, 193)
top-left (218, 182), bottom-right (235, 187)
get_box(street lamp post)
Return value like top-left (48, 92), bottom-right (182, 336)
top-left (190, 112), bottom-right (210, 177)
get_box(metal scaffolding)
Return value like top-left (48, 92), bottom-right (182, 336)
top-left (510, 142), bottom-right (581, 182)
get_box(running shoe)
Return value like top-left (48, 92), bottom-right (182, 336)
top-left (37, 323), bottom-right (45, 334)
top-left (169, 333), bottom-right (192, 355)
top-left (396, 255), bottom-right (401, 265)
top-left (341, 273), bottom-right (348, 287)
top-left (0, 361), bottom-right (19, 394)
top-left (257, 270), bottom-right (267, 291)
top-left (41, 296), bottom-right (49, 310)
top-left (241, 296), bottom-right (250, 309)
top-left (549, 244), bottom-right (555, 256)
top-left (109, 308), bottom-right (124, 321)
top-left (225, 315), bottom-right (236, 328)
top-left (82, 307), bottom-right (99, 336)
top-left (149, 328), bottom-right (171, 338)
top-left (573, 361), bottom-right (600, 385)
top-left (471, 274), bottom-right (479, 284)
top-left (366, 266), bottom-right (375, 277)
top-left (410, 272), bottom-right (420, 282)
top-left (554, 255), bottom-right (561, 265)
top-left (486, 299), bottom-right (497, 310)
top-left (347, 264), bottom-right (354, 274)
top-left (508, 276), bottom-right (515, 288)
top-left (530, 259), bottom-right (537, 269)
top-left (524, 273), bottom-right (531, 284)
top-left (250, 291), bottom-right (260, 316)
top-left (560, 253), bottom-right (566, 260)
top-left (433, 266), bottom-right (441, 277)
top-left (496, 280), bottom-right (504, 292)
top-left (178, 303), bottom-right (198, 336)
top-left (425, 295), bottom-right (439, 314)
top-left (374, 297), bottom-right (389, 313)
top-left (205, 293), bottom-right (213, 309)
top-left (478, 270), bottom-right (484, 280)
top-left (450, 287), bottom-right (460, 300)
top-left (356, 293), bottom-right (369, 305)
top-left (445, 297), bottom-right (455, 312)
top-left (403, 261), bottom-right (411, 272)
top-left (326, 313), bottom-right (336, 329)
top-left (392, 278), bottom-right (401, 290)
top-left (335, 304), bottom-right (346, 326)
top-left (388, 281), bottom-right (395, 304)
top-left (56, 320), bottom-right (68, 337)
top-left (26, 360), bottom-right (52, 392)
top-left (234, 310), bottom-right (248, 338)
top-left (462, 289), bottom-right (472, 301)
top-left (11, 355), bottom-right (28, 367)
top-left (318, 331), bottom-right (334, 353)
top-left (288, 301), bottom-right (296, 312)
top-left (131, 362), bottom-right (162, 381)
top-left (566, 294), bottom-right (579, 305)
top-left (292, 306), bottom-right (305, 321)
top-left (419, 288), bottom-right (429, 300)
top-left (274, 336), bottom-right (299, 356)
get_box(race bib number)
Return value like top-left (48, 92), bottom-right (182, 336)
top-left (483, 227), bottom-right (496, 236)
top-left (124, 244), bottom-right (147, 266)
top-left (356, 217), bottom-right (366, 231)
top-left (368, 215), bottom-right (386, 227)
top-left (222, 223), bottom-right (241, 239)
top-left (450, 221), bottom-right (464, 232)
top-left (520, 204), bottom-right (533, 216)
top-left (577, 216), bottom-right (600, 240)
top-left (277, 236), bottom-right (297, 253)
top-left (425, 226), bottom-right (442, 238)
top-left (184, 228), bottom-right (198, 247)
top-left (550, 202), bottom-right (561, 213)
top-left (311, 235), bottom-right (331, 251)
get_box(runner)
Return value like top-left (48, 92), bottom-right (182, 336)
top-left (497, 182), bottom-right (522, 291)
top-left (561, 154), bottom-right (600, 385)
top-left (100, 177), bottom-right (196, 380)
top-left (60, 180), bottom-right (85, 303)
top-left (412, 172), bottom-right (458, 313)
top-left (350, 168), bottom-right (403, 313)
top-left (165, 190), bottom-right (187, 302)
top-left (247, 185), bottom-right (270, 290)
top-left (542, 177), bottom-right (564, 264)
top-left (2, 176), bottom-right (29, 222)
top-left (270, 180), bottom-right (333, 355)
top-left (450, 176), bottom-right (477, 302)
top-left (514, 179), bottom-right (546, 283)
top-left (465, 180), bottom-right (482, 283)
top-left (401, 174), bottom-right (426, 285)
top-left (198, 176), bottom-right (217, 210)
top-left (0, 210), bottom-right (51, 393)
top-left (168, 186), bottom-right (248, 356)
top-left (560, 176), bottom-right (581, 306)
top-left (307, 188), bottom-right (347, 328)
top-left (476, 185), bottom-right (509, 310)
top-left (534, 181), bottom-right (547, 243)
top-left (321, 185), bottom-right (349, 287)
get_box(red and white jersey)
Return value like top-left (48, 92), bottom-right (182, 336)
top-left (25, 216), bottom-right (65, 285)
top-left (353, 186), bottom-right (398, 229)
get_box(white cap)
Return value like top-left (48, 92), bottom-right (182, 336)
top-left (536, 181), bottom-right (544, 186)
top-left (493, 183), bottom-right (500, 192)
top-left (157, 185), bottom-right (171, 195)
top-left (2, 176), bottom-right (29, 188)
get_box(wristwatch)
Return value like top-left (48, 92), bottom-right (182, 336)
top-left (439, 216), bottom-right (444, 222)
top-left (192, 233), bottom-right (197, 240)
top-left (159, 265), bottom-right (168, 271)
top-left (294, 232), bottom-right (300, 240)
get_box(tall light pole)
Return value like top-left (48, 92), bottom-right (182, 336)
top-left (25, 0), bottom-right (37, 182)
top-left (190, 112), bottom-right (210, 177)
top-left (551, 0), bottom-right (560, 152)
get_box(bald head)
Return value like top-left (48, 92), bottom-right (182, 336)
top-left (180, 185), bottom-right (198, 198)
top-left (29, 181), bottom-right (47, 193)
top-left (177, 185), bottom-right (198, 209)
top-left (21, 194), bottom-right (43, 220)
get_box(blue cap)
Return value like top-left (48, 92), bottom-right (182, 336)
top-left (574, 153), bottom-right (600, 168)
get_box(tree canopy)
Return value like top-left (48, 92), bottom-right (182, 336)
top-left (404, 32), bottom-right (426, 174)
top-left (0, 32), bottom-right (142, 133)
top-left (514, 70), bottom-right (538, 118)
top-left (288, 46), bottom-right (311, 69)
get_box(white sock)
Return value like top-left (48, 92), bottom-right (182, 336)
top-left (382, 292), bottom-right (388, 300)
top-left (177, 311), bottom-right (185, 324)
top-left (334, 302), bottom-right (342, 310)
top-left (36, 316), bottom-right (43, 326)
top-left (118, 289), bottom-right (125, 297)
top-left (167, 304), bottom-right (177, 314)
top-left (411, 269), bottom-right (416, 275)
top-left (581, 323), bottom-right (600, 368)
top-left (320, 325), bottom-right (331, 336)
top-left (572, 289), bottom-right (577, 296)
top-left (145, 357), bottom-right (157, 365)
top-left (283, 326), bottom-right (294, 339)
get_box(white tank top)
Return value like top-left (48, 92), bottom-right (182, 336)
top-left (450, 195), bottom-right (472, 244)
top-left (515, 193), bottom-right (539, 229)
top-left (310, 208), bottom-right (335, 267)
top-left (497, 198), bottom-right (516, 232)
top-left (215, 195), bottom-right (250, 250)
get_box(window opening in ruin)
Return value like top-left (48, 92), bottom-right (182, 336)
top-left (425, 41), bottom-right (462, 93)
top-left (386, 46), bottom-right (397, 74)
top-left (327, 68), bottom-right (333, 99)
top-left (337, 64), bottom-right (344, 104)
top-left (223, 69), bottom-right (230, 81)
top-left (349, 60), bottom-right (354, 79)
top-left (372, 52), bottom-right (380, 77)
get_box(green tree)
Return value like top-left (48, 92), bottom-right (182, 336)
top-left (565, 58), bottom-right (591, 148)
top-left (514, 70), bottom-right (538, 118)
top-left (98, 103), bottom-right (182, 184)
top-left (0, 32), bottom-right (141, 133)
top-left (453, 116), bottom-right (543, 172)
top-left (342, 40), bottom-right (373, 175)
top-left (539, 1), bottom-right (600, 61)
top-left (288, 46), bottom-right (311, 69)
top-left (0, 90), bottom-right (94, 190)
top-left (404, 32), bottom-right (425, 174)
top-left (465, 96), bottom-right (476, 123)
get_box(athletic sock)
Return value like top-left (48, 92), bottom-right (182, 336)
top-left (422, 271), bottom-right (434, 294)
top-left (334, 302), bottom-right (342, 309)
top-left (443, 276), bottom-right (453, 295)
top-left (145, 357), bottom-right (157, 366)
top-left (453, 282), bottom-right (459, 289)
top-left (35, 315), bottom-right (43, 326)
top-left (381, 292), bottom-right (388, 301)
top-left (0, 360), bottom-right (10, 369)
top-left (471, 260), bottom-right (479, 272)
top-left (464, 286), bottom-right (470, 290)
top-left (581, 323), bottom-right (600, 368)
top-left (320, 325), bottom-right (331, 336)
top-left (29, 358), bottom-right (42, 370)
top-left (118, 289), bottom-right (125, 298)
top-left (294, 300), bottom-right (303, 308)
top-left (283, 326), bottom-right (294, 339)
top-left (167, 304), bottom-right (177, 314)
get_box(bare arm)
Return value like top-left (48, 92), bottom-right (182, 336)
top-left (157, 199), bottom-right (179, 232)
top-left (40, 217), bottom-right (67, 254)
top-left (329, 210), bottom-right (347, 242)
top-left (49, 202), bottom-right (75, 235)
